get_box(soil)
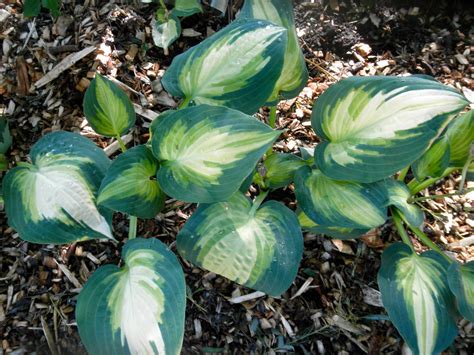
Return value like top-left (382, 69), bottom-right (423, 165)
top-left (0, 0), bottom-right (473, 354)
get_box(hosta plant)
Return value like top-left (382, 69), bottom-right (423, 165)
top-left (3, 1), bottom-right (473, 354)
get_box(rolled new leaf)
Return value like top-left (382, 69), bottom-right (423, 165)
top-left (412, 136), bottom-right (450, 181)
top-left (76, 238), bottom-right (186, 355)
top-left (97, 145), bottom-right (166, 218)
top-left (239, 0), bottom-right (308, 102)
top-left (152, 10), bottom-right (181, 51)
top-left (378, 243), bottom-right (457, 355)
top-left (297, 209), bottom-right (369, 239)
top-left (311, 76), bottom-right (468, 183)
top-left (161, 19), bottom-right (287, 114)
top-left (2, 131), bottom-right (113, 244)
top-left (446, 110), bottom-right (474, 167)
top-left (83, 73), bottom-right (136, 137)
top-left (260, 153), bottom-right (306, 189)
top-left (151, 105), bottom-right (280, 203)
top-left (448, 261), bottom-right (474, 322)
top-left (177, 193), bottom-right (303, 296)
top-left (384, 180), bottom-right (424, 227)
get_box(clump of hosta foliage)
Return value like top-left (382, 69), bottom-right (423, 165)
top-left (3, 0), bottom-right (474, 354)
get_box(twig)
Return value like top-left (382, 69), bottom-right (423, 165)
top-left (33, 46), bottom-right (97, 89)
top-left (229, 291), bottom-right (266, 304)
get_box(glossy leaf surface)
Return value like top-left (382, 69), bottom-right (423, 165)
top-left (151, 105), bottom-right (279, 203)
top-left (98, 145), bottom-right (165, 218)
top-left (378, 243), bottom-right (457, 355)
top-left (76, 238), bottom-right (186, 355)
top-left (311, 76), bottom-right (467, 182)
top-left (177, 193), bottom-right (303, 296)
top-left (83, 74), bottom-right (136, 137)
top-left (162, 19), bottom-right (287, 114)
top-left (2, 131), bottom-right (113, 244)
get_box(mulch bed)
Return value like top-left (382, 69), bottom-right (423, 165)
top-left (0, 0), bottom-right (473, 353)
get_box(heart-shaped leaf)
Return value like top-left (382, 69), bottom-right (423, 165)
top-left (295, 166), bottom-right (388, 229)
top-left (177, 193), bottom-right (303, 296)
top-left (76, 238), bottom-right (186, 355)
top-left (295, 167), bottom-right (423, 229)
top-left (446, 110), bottom-right (474, 167)
top-left (161, 19), bottom-right (287, 114)
top-left (83, 74), bottom-right (136, 137)
top-left (2, 131), bottom-right (113, 244)
top-left (448, 261), bottom-right (474, 322)
top-left (152, 10), bottom-right (181, 51)
top-left (378, 243), bottom-right (457, 355)
top-left (297, 209), bottom-right (369, 239)
top-left (97, 145), bottom-right (166, 218)
top-left (311, 76), bottom-right (467, 183)
top-left (151, 105), bottom-right (280, 203)
top-left (256, 153), bottom-right (306, 189)
top-left (412, 136), bottom-right (450, 181)
top-left (239, 0), bottom-right (308, 102)
top-left (173, 0), bottom-right (203, 17)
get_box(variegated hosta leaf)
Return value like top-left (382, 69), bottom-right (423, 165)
top-left (260, 153), bottom-right (306, 189)
top-left (448, 261), bottom-right (474, 322)
top-left (297, 209), bottom-right (369, 239)
top-left (161, 19), bottom-right (287, 114)
top-left (378, 243), bottom-right (457, 355)
top-left (76, 238), bottom-right (186, 355)
top-left (97, 145), bottom-right (165, 219)
top-left (384, 180), bottom-right (424, 227)
top-left (152, 10), bottom-right (181, 51)
top-left (295, 166), bottom-right (388, 229)
top-left (172, 0), bottom-right (203, 17)
top-left (83, 74), bottom-right (136, 137)
top-left (295, 167), bottom-right (423, 230)
top-left (312, 76), bottom-right (468, 183)
top-left (239, 0), bottom-right (308, 102)
top-left (446, 110), bottom-right (474, 167)
top-left (149, 110), bottom-right (175, 140)
top-left (177, 193), bottom-right (303, 296)
top-left (2, 131), bottom-right (113, 244)
top-left (412, 136), bottom-right (450, 181)
top-left (0, 117), bottom-right (12, 154)
top-left (151, 105), bottom-right (280, 203)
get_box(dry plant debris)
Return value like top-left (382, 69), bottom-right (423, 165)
top-left (0, 0), bottom-right (473, 353)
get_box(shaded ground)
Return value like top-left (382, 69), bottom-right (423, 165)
top-left (0, 0), bottom-right (473, 354)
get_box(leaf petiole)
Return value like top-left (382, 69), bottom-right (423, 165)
top-left (408, 167), bottom-right (457, 195)
top-left (128, 216), bottom-right (138, 240)
top-left (116, 135), bottom-right (127, 153)
top-left (249, 190), bottom-right (269, 216)
top-left (391, 208), bottom-right (415, 252)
